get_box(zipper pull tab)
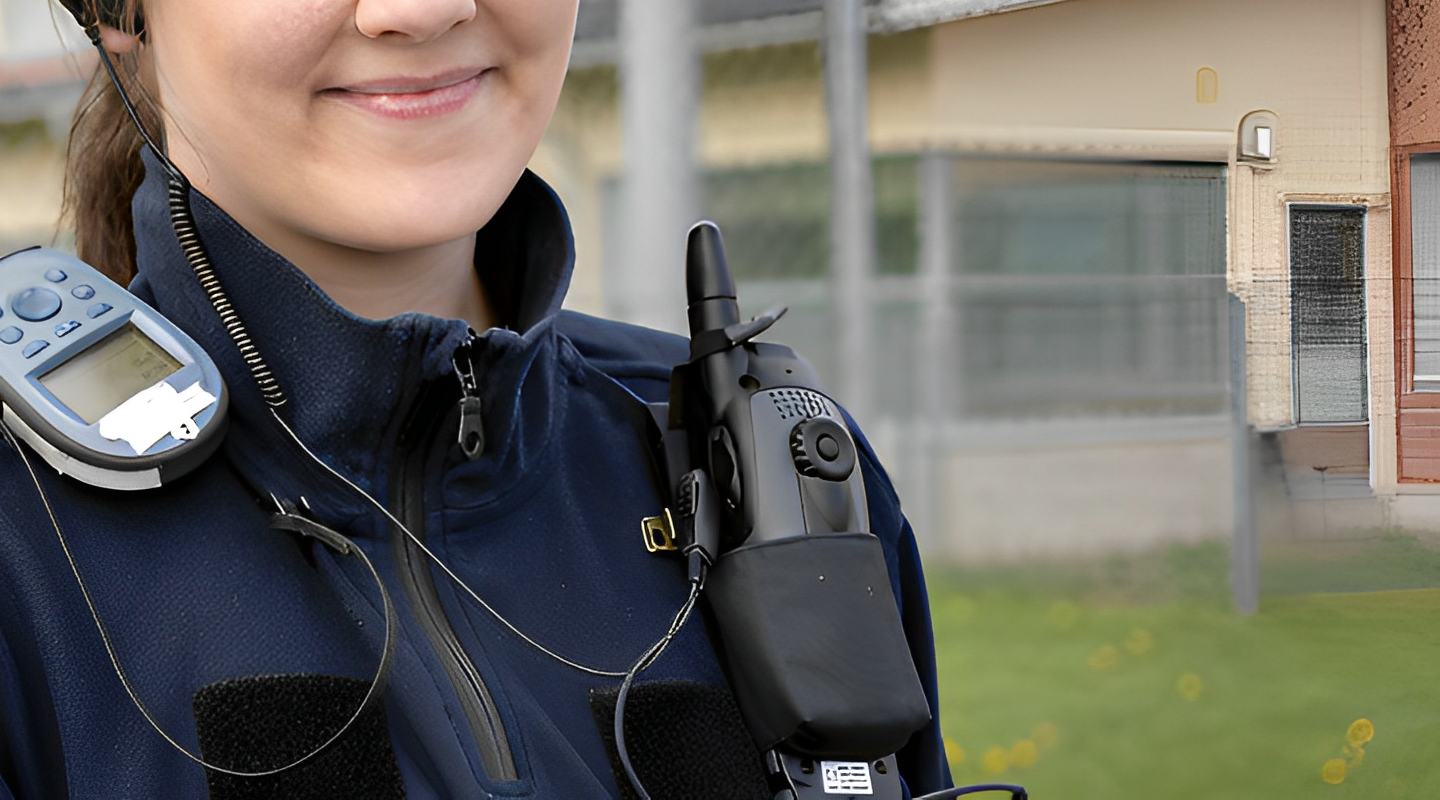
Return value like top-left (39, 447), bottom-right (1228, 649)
top-left (453, 336), bottom-right (484, 461)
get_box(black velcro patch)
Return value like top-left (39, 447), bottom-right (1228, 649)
top-left (192, 674), bottom-right (405, 800)
top-left (590, 680), bottom-right (770, 800)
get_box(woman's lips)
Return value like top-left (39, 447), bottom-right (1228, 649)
top-left (325, 70), bottom-right (489, 120)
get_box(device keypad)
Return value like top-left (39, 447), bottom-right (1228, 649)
top-left (1, 265), bottom-right (106, 362)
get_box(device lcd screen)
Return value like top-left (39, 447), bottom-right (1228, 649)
top-left (39, 323), bottom-right (182, 425)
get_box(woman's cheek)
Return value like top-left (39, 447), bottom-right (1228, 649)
top-left (490, 0), bottom-right (577, 49)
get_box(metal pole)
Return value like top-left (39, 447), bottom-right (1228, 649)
top-left (1230, 292), bottom-right (1259, 614)
top-left (913, 151), bottom-right (956, 552)
top-left (618, 0), bottom-right (698, 334)
top-left (824, 0), bottom-right (876, 423)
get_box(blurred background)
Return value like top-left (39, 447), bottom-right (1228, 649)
top-left (5, 0), bottom-right (1440, 796)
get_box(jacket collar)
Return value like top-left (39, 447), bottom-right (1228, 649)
top-left (127, 152), bottom-right (577, 526)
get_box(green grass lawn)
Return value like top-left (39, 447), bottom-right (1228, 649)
top-left (929, 538), bottom-right (1440, 799)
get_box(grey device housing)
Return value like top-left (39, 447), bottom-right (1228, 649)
top-left (0, 248), bottom-right (228, 490)
top-left (670, 222), bottom-right (930, 760)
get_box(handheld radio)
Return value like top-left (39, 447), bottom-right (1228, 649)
top-left (0, 247), bottom-right (227, 490)
top-left (667, 222), bottom-right (931, 800)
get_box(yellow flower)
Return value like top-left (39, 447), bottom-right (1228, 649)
top-left (1010, 739), bottom-right (1038, 768)
top-left (1088, 644), bottom-right (1121, 671)
top-left (1032, 722), bottom-right (1059, 749)
top-left (944, 737), bottom-right (965, 765)
top-left (1322, 758), bottom-right (1347, 785)
top-left (1123, 628), bottom-right (1154, 655)
top-left (1176, 672), bottom-right (1204, 701)
top-left (1347, 718), bottom-right (1375, 747)
top-left (981, 747), bottom-right (1010, 775)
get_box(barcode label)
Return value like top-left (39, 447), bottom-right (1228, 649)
top-left (821, 761), bottom-right (873, 795)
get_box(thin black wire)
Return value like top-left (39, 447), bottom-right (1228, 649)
top-left (276, 406), bottom-right (709, 793)
top-left (88, 31), bottom-right (177, 181)
top-left (614, 576), bottom-right (702, 800)
top-left (0, 420), bottom-right (398, 777)
top-left (271, 409), bottom-right (633, 678)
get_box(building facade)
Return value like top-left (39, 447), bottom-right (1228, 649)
top-left (8, 0), bottom-right (1440, 558)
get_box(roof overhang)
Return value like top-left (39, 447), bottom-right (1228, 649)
top-left (871, 0), bottom-right (1075, 32)
top-left (571, 0), bottom-right (1075, 67)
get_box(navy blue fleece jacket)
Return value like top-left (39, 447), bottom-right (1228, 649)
top-left (0, 159), bottom-right (950, 798)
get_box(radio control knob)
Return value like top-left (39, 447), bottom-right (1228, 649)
top-left (789, 417), bottom-right (856, 481)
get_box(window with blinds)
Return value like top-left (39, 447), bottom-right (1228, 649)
top-left (1410, 154), bottom-right (1440, 389)
top-left (1289, 205), bottom-right (1368, 422)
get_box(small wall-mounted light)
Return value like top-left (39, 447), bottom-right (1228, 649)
top-left (1196, 68), bottom-right (1218, 104)
top-left (1238, 110), bottom-right (1279, 162)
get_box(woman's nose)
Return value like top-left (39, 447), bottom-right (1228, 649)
top-left (354, 0), bottom-right (477, 42)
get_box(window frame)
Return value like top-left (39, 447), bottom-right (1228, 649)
top-left (1391, 144), bottom-right (1440, 480)
top-left (1286, 201), bottom-right (1370, 424)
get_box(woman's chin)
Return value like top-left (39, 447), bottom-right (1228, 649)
top-left (290, 195), bottom-right (505, 255)
top-left (313, 171), bottom-right (522, 247)
top-left (328, 224), bottom-right (482, 257)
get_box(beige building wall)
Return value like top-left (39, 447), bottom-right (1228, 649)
top-left (924, 0), bottom-right (1391, 442)
top-left (918, 0), bottom-right (1394, 549)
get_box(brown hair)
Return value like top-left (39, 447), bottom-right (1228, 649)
top-left (61, 0), bottom-right (161, 285)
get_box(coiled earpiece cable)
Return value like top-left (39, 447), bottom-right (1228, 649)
top-left (89, 31), bottom-right (287, 410)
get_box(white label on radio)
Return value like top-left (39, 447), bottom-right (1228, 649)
top-left (821, 761), bottom-right (873, 795)
top-left (99, 381), bottom-right (217, 455)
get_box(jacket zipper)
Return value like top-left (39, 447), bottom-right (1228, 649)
top-left (390, 337), bottom-right (517, 782)
top-left (456, 339), bottom-right (486, 462)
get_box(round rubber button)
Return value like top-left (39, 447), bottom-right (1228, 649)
top-left (43, 268), bottom-right (67, 283)
top-left (817, 434), bottom-right (840, 461)
top-left (12, 288), bottom-right (62, 322)
top-left (71, 284), bottom-right (95, 300)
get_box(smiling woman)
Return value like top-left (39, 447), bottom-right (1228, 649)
top-left (0, 0), bottom-right (951, 798)
top-left (71, 0), bottom-right (575, 327)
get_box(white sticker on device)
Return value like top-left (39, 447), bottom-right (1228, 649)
top-left (99, 381), bottom-right (217, 455)
top-left (821, 761), bottom-right (874, 795)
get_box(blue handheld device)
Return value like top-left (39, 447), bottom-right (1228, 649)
top-left (0, 247), bottom-right (227, 490)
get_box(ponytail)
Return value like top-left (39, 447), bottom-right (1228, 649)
top-left (60, 0), bottom-right (158, 285)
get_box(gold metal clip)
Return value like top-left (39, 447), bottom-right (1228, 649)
top-left (641, 509), bottom-right (678, 553)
